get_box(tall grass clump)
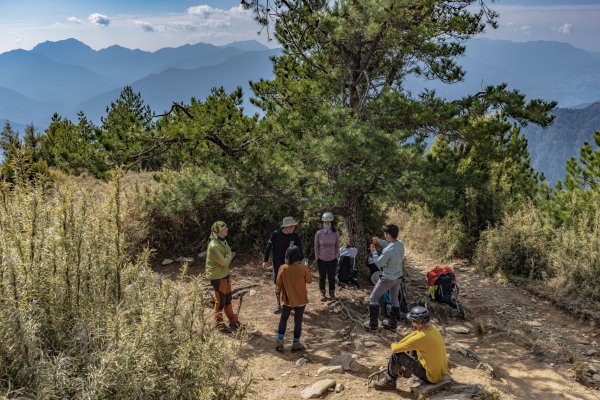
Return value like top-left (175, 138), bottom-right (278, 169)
top-left (474, 191), bottom-right (600, 320)
top-left (0, 175), bottom-right (251, 399)
top-left (473, 203), bottom-right (553, 279)
top-left (391, 206), bottom-right (466, 260)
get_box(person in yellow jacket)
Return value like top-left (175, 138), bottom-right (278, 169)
top-left (205, 221), bottom-right (240, 333)
top-left (371, 305), bottom-right (448, 390)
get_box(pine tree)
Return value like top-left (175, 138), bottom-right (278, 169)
top-left (246, 0), bottom-right (555, 261)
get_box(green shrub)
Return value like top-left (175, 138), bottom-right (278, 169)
top-left (0, 176), bottom-right (251, 399)
top-left (473, 204), bottom-right (552, 279)
top-left (392, 205), bottom-right (466, 260)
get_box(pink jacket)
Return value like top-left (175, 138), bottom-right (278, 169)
top-left (314, 229), bottom-right (340, 261)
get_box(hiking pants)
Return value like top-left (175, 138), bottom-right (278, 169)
top-left (277, 305), bottom-right (306, 340)
top-left (210, 276), bottom-right (238, 324)
top-left (387, 351), bottom-right (430, 383)
top-left (369, 278), bottom-right (402, 306)
top-left (317, 259), bottom-right (337, 291)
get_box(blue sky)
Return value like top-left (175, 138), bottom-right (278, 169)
top-left (1, 1), bottom-right (599, 53)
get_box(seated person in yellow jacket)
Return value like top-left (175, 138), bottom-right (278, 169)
top-left (205, 221), bottom-right (240, 333)
top-left (371, 306), bottom-right (448, 390)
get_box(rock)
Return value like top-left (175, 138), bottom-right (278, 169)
top-left (411, 375), bottom-right (453, 395)
top-left (585, 349), bottom-right (598, 356)
top-left (353, 339), bottom-right (362, 349)
top-left (300, 379), bottom-right (336, 399)
top-left (341, 341), bottom-right (353, 348)
top-left (296, 358), bottom-right (307, 367)
top-left (592, 374), bottom-right (600, 382)
top-left (529, 320), bottom-right (543, 328)
top-left (578, 339), bottom-right (591, 345)
top-left (458, 347), bottom-right (468, 357)
top-left (587, 364), bottom-right (599, 374)
top-left (430, 394), bottom-right (471, 400)
top-left (281, 370), bottom-right (291, 377)
top-left (550, 363), bottom-right (555, 367)
top-left (249, 329), bottom-right (261, 336)
top-left (447, 326), bottom-right (470, 334)
top-left (161, 258), bottom-right (174, 265)
top-left (330, 353), bottom-right (355, 371)
top-left (249, 290), bottom-right (257, 296)
top-left (176, 256), bottom-right (194, 263)
top-left (335, 383), bottom-right (344, 393)
top-left (317, 365), bottom-right (343, 376)
top-left (197, 250), bottom-right (207, 259)
top-left (364, 341), bottom-right (377, 348)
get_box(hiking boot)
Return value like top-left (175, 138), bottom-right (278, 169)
top-left (275, 339), bottom-right (284, 352)
top-left (291, 341), bottom-right (306, 353)
top-left (320, 290), bottom-right (327, 302)
top-left (364, 304), bottom-right (379, 331)
top-left (273, 304), bottom-right (282, 314)
top-left (216, 323), bottom-right (232, 333)
top-left (329, 290), bottom-right (336, 300)
top-left (384, 306), bottom-right (399, 330)
top-left (371, 373), bottom-right (397, 391)
top-left (229, 321), bottom-right (243, 331)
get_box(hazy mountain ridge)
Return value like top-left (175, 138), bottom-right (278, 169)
top-left (0, 38), bottom-right (598, 183)
top-left (523, 102), bottom-right (600, 184)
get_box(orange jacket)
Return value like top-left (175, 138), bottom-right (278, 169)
top-left (276, 262), bottom-right (313, 307)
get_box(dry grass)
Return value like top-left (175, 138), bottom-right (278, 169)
top-left (389, 206), bottom-right (465, 261)
top-left (0, 174), bottom-right (251, 399)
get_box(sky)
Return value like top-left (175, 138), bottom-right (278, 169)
top-left (1, 0), bottom-right (600, 54)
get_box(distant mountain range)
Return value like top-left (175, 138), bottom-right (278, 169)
top-left (0, 38), bottom-right (277, 126)
top-left (0, 37), bottom-right (598, 184)
top-left (523, 102), bottom-right (600, 184)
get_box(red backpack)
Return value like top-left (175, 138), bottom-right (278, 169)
top-left (427, 265), bottom-right (461, 309)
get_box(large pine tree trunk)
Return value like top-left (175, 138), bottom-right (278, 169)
top-left (343, 189), bottom-right (368, 278)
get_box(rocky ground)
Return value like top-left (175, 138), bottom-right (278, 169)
top-left (158, 250), bottom-right (600, 399)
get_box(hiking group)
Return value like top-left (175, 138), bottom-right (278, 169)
top-left (204, 215), bottom-right (449, 391)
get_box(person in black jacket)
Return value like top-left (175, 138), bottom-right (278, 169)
top-left (262, 217), bottom-right (303, 313)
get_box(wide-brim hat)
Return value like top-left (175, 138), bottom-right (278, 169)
top-left (281, 216), bottom-right (298, 227)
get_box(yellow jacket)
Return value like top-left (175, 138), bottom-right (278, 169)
top-left (390, 324), bottom-right (448, 383)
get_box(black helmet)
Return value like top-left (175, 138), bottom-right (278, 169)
top-left (407, 306), bottom-right (430, 323)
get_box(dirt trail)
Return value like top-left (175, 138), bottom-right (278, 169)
top-left (165, 250), bottom-right (600, 399)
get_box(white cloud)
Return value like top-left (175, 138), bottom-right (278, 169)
top-left (558, 23), bottom-right (572, 35)
top-left (187, 5), bottom-right (217, 18)
top-left (9, 31), bottom-right (23, 45)
top-left (520, 25), bottom-right (531, 33)
top-left (88, 13), bottom-right (111, 27)
top-left (133, 20), bottom-right (156, 32)
top-left (67, 16), bottom-right (83, 24)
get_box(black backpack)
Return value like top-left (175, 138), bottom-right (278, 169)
top-left (433, 273), bottom-right (461, 309)
top-left (337, 253), bottom-right (359, 288)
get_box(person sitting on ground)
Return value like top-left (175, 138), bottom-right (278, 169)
top-left (262, 217), bottom-right (303, 314)
top-left (364, 224), bottom-right (404, 331)
top-left (314, 212), bottom-right (340, 301)
top-left (275, 244), bottom-right (313, 352)
top-left (205, 221), bottom-right (240, 333)
top-left (371, 306), bottom-right (448, 391)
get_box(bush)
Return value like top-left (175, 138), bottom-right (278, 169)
top-left (391, 205), bottom-right (466, 260)
top-left (473, 204), bottom-right (552, 279)
top-left (0, 176), bottom-right (251, 399)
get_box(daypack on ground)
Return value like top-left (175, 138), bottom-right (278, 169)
top-left (337, 245), bottom-right (359, 288)
top-left (427, 265), bottom-right (461, 309)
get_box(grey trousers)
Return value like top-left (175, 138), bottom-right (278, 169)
top-left (369, 277), bottom-right (402, 306)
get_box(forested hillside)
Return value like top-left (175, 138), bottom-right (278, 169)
top-left (524, 102), bottom-right (600, 184)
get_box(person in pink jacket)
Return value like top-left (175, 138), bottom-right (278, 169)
top-left (314, 212), bottom-right (340, 301)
